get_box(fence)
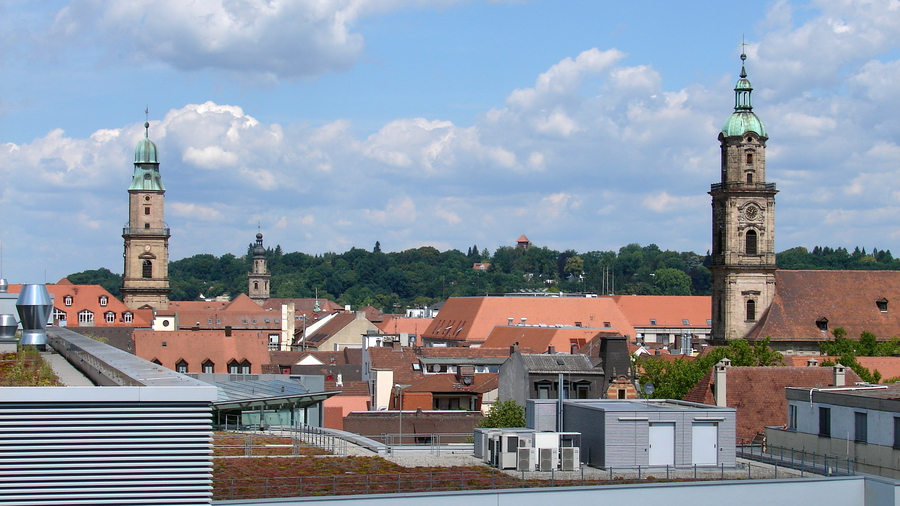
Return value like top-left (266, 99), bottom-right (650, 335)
top-left (737, 440), bottom-right (855, 477)
top-left (214, 427), bottom-right (350, 457)
top-left (212, 460), bottom-right (829, 501)
top-left (381, 433), bottom-right (473, 454)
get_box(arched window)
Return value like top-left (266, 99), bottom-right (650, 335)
top-left (253, 281), bottom-right (259, 290)
top-left (78, 310), bottom-right (94, 324)
top-left (64, 295), bottom-right (73, 307)
top-left (105, 311), bottom-right (116, 323)
top-left (745, 229), bottom-right (758, 255)
top-left (746, 300), bottom-right (756, 322)
top-left (123, 312), bottom-right (133, 323)
top-left (142, 260), bottom-right (152, 278)
top-left (99, 296), bottom-right (108, 307)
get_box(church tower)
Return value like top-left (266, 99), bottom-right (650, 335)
top-left (121, 120), bottom-right (170, 310)
top-left (709, 53), bottom-right (777, 343)
top-left (248, 232), bottom-right (271, 305)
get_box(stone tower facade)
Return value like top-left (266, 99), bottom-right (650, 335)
top-left (121, 121), bottom-right (170, 311)
top-left (248, 232), bottom-right (271, 305)
top-left (709, 54), bottom-right (777, 343)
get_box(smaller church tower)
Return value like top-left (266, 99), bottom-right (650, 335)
top-left (122, 119), bottom-right (170, 310)
top-left (709, 53), bottom-right (778, 343)
top-left (248, 232), bottom-right (270, 305)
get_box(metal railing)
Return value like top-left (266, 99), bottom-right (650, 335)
top-left (123, 223), bottom-right (170, 236)
top-left (710, 182), bottom-right (777, 191)
top-left (737, 440), bottom-right (856, 477)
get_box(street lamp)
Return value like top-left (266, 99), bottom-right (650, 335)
top-left (394, 384), bottom-right (410, 451)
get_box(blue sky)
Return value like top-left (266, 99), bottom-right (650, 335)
top-left (3, 0), bottom-right (900, 284)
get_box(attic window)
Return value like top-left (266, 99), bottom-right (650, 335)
top-left (603, 322), bottom-right (611, 328)
top-left (649, 319), bottom-right (657, 326)
top-left (707, 319), bottom-right (712, 326)
top-left (682, 319), bottom-right (690, 325)
top-left (816, 317), bottom-right (829, 332)
top-left (877, 298), bottom-right (888, 313)
top-left (556, 359), bottom-right (565, 366)
top-left (64, 296), bottom-right (73, 307)
top-left (412, 363), bottom-right (421, 371)
top-left (99, 296), bottom-right (108, 307)
top-left (574, 322), bottom-right (582, 327)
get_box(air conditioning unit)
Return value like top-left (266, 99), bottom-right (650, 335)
top-left (539, 448), bottom-right (554, 472)
top-left (560, 447), bottom-right (579, 471)
top-left (517, 447), bottom-right (534, 471)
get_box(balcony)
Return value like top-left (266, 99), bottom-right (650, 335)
top-left (710, 182), bottom-right (777, 192)
top-left (123, 223), bottom-right (170, 236)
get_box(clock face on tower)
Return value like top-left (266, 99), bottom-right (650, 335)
top-left (745, 205), bottom-right (758, 220)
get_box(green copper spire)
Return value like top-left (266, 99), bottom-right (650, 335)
top-left (129, 120), bottom-right (166, 191)
top-left (721, 52), bottom-right (767, 138)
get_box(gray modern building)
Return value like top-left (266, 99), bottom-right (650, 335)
top-left (529, 399), bottom-right (736, 469)
top-left (767, 383), bottom-right (900, 479)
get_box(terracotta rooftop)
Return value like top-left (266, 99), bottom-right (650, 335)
top-left (324, 379), bottom-right (369, 397)
top-left (747, 270), bottom-right (900, 341)
top-left (612, 295), bottom-right (711, 328)
top-left (422, 296), bottom-right (636, 343)
top-left (405, 373), bottom-right (498, 394)
top-left (683, 366), bottom-right (862, 441)
top-left (7, 282), bottom-right (152, 328)
top-left (376, 317), bottom-right (433, 336)
top-left (301, 312), bottom-right (356, 346)
top-left (483, 326), bottom-right (605, 354)
top-left (367, 346), bottom-right (512, 387)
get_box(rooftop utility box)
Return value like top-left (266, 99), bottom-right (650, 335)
top-left (560, 399), bottom-right (736, 469)
top-left (476, 427), bottom-right (581, 471)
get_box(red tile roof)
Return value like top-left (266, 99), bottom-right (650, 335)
top-left (747, 270), bottom-right (900, 341)
top-left (482, 326), bottom-right (605, 354)
top-left (422, 297), bottom-right (637, 343)
top-left (133, 329), bottom-right (271, 374)
top-left (375, 317), bottom-right (433, 335)
top-left (367, 346), bottom-right (511, 387)
top-left (7, 283), bottom-right (151, 328)
top-left (405, 373), bottom-right (498, 394)
top-left (612, 295), bottom-right (711, 328)
top-left (683, 366), bottom-right (863, 441)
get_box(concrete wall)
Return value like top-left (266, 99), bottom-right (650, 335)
top-left (215, 476), bottom-right (895, 506)
top-left (767, 427), bottom-right (900, 479)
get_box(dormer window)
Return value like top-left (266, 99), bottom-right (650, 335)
top-left (682, 319), bottom-right (690, 325)
top-left (64, 295), bottom-right (73, 307)
top-left (877, 298), bottom-right (888, 313)
top-left (649, 319), bottom-right (657, 326)
top-left (123, 312), bottom-right (133, 323)
top-left (99, 295), bottom-right (108, 307)
top-left (816, 317), bottom-right (829, 332)
top-left (105, 311), bottom-right (115, 323)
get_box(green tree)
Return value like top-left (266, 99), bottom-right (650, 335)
top-left (477, 399), bottom-right (525, 428)
top-left (653, 268), bottom-right (692, 295)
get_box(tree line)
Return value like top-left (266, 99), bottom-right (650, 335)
top-left (65, 243), bottom-right (899, 313)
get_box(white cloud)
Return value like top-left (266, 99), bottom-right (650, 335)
top-left (169, 202), bottom-right (223, 221)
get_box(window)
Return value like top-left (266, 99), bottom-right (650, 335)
top-left (877, 298), bottom-right (888, 312)
top-left (151, 359), bottom-right (161, 365)
top-left (175, 360), bottom-right (188, 374)
top-left (229, 360), bottom-right (251, 374)
top-left (142, 260), bottom-right (152, 278)
top-left (855, 412), bottom-right (867, 443)
top-left (682, 319), bottom-right (690, 325)
top-left (99, 296), bottom-right (108, 307)
top-left (254, 281), bottom-right (259, 290)
top-left (268, 334), bottom-right (279, 351)
top-left (746, 300), bottom-right (756, 322)
top-left (894, 418), bottom-right (900, 449)
top-left (706, 319), bottom-right (712, 326)
top-left (64, 295), bottom-right (73, 307)
top-left (746, 173), bottom-right (753, 184)
top-left (144, 223), bottom-right (150, 229)
top-left (78, 310), bottom-right (94, 324)
top-left (816, 318), bottom-right (829, 332)
top-left (202, 360), bottom-right (215, 374)
top-left (104, 311), bottom-right (115, 323)
top-left (603, 321), bottom-right (611, 328)
top-left (746, 153), bottom-right (753, 164)
top-left (745, 229), bottom-right (758, 255)
top-left (788, 405), bottom-right (798, 430)
top-left (52, 309), bottom-right (67, 322)
top-left (819, 407), bottom-right (831, 437)
top-left (617, 389), bottom-right (626, 399)
top-left (649, 319), bottom-right (657, 326)
top-left (123, 312), bottom-right (133, 323)
top-left (412, 363), bottom-right (421, 371)
top-left (575, 381), bottom-right (591, 399)
top-left (536, 381), bottom-right (552, 399)
top-left (144, 207), bottom-right (150, 215)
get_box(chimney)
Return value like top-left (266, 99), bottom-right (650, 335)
top-left (714, 358), bottom-right (731, 407)
top-left (547, 345), bottom-right (555, 354)
top-left (806, 358), bottom-right (818, 367)
top-left (833, 364), bottom-right (847, 386)
top-left (570, 342), bottom-right (578, 354)
top-left (521, 317), bottom-right (527, 325)
top-left (508, 318), bottom-right (514, 326)
top-left (509, 343), bottom-right (519, 356)
top-left (224, 326), bottom-right (232, 337)
top-left (16, 284), bottom-right (53, 349)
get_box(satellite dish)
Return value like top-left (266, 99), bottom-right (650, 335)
top-left (643, 382), bottom-right (655, 397)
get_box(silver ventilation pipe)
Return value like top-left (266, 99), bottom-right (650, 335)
top-left (16, 284), bottom-right (52, 348)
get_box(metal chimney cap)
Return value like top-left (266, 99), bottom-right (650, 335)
top-left (0, 279), bottom-right (7, 293)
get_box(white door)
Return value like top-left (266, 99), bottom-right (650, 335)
top-left (648, 423), bottom-right (675, 466)
top-left (691, 422), bottom-right (718, 466)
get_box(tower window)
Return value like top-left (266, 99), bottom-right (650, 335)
top-left (746, 173), bottom-right (753, 184)
top-left (144, 207), bottom-right (150, 215)
top-left (144, 223), bottom-right (150, 229)
top-left (142, 260), bottom-right (152, 278)
top-left (746, 153), bottom-right (753, 164)
top-left (745, 229), bottom-right (758, 255)
top-left (254, 281), bottom-right (259, 290)
top-left (746, 300), bottom-right (756, 322)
